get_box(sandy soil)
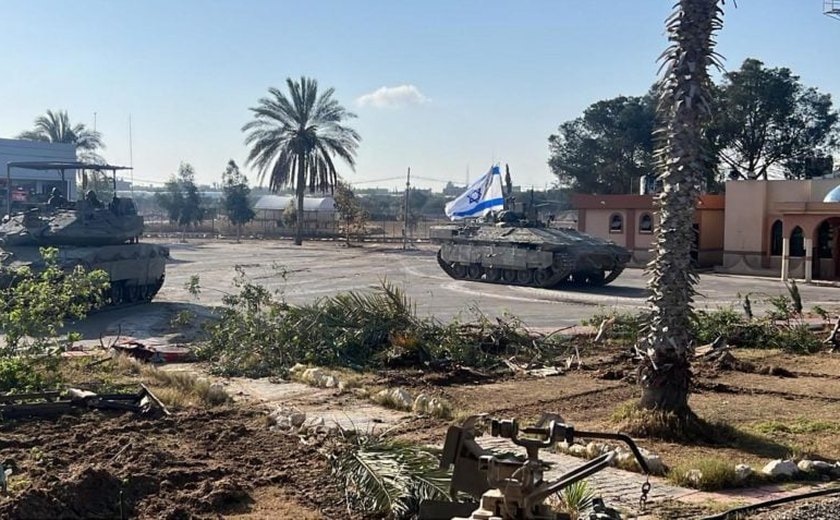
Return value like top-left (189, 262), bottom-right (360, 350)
top-left (0, 407), bottom-right (372, 520)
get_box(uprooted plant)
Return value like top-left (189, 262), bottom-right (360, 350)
top-left (195, 267), bottom-right (571, 378)
top-left (327, 429), bottom-right (451, 519)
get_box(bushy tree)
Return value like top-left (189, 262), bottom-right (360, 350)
top-left (334, 181), bottom-right (368, 244)
top-left (548, 95), bottom-right (655, 194)
top-left (715, 58), bottom-right (839, 180)
top-left (221, 160), bottom-right (255, 242)
top-left (242, 77), bottom-right (361, 245)
top-left (154, 162), bottom-right (206, 240)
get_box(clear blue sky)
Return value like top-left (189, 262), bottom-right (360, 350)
top-left (1, 1), bottom-right (838, 190)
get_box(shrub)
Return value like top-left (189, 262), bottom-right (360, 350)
top-left (196, 270), bottom-right (566, 377)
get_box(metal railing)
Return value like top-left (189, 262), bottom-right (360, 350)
top-left (826, 0), bottom-right (840, 18)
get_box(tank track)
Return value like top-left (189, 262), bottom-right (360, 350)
top-left (105, 276), bottom-right (165, 308)
top-left (436, 250), bottom-right (608, 288)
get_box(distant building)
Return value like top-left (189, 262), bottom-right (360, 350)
top-left (1, 138), bottom-right (78, 210)
top-left (253, 195), bottom-right (337, 235)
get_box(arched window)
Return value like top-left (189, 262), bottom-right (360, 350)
top-left (609, 213), bottom-right (623, 234)
top-left (639, 213), bottom-right (653, 234)
top-left (790, 226), bottom-right (805, 257)
top-left (817, 221), bottom-right (833, 259)
top-left (770, 220), bottom-right (783, 256)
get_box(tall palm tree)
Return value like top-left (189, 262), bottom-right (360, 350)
top-left (18, 109), bottom-right (105, 163)
top-left (242, 77), bottom-right (361, 245)
top-left (641, 0), bottom-right (725, 414)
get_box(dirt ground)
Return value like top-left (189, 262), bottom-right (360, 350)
top-left (386, 345), bottom-right (840, 473)
top-left (0, 407), bottom-right (370, 520)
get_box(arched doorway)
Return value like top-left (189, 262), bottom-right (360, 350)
top-left (814, 218), bottom-right (840, 280)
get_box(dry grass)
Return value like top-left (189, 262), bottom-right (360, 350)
top-left (668, 457), bottom-right (742, 490)
top-left (110, 355), bottom-right (230, 408)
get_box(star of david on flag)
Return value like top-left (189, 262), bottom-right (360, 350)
top-left (444, 165), bottom-right (505, 220)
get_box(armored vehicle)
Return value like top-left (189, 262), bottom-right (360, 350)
top-left (431, 218), bottom-right (630, 288)
top-left (0, 161), bottom-right (168, 305)
top-left (431, 166), bottom-right (630, 288)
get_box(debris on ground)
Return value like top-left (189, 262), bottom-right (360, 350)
top-left (0, 386), bottom-right (168, 419)
top-left (111, 338), bottom-right (192, 364)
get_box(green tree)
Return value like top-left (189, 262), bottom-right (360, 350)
top-left (548, 95), bottom-right (655, 194)
top-left (334, 181), bottom-right (368, 244)
top-left (17, 109), bottom-right (105, 164)
top-left (221, 159), bottom-right (255, 242)
top-left (642, 0), bottom-right (725, 415)
top-left (155, 162), bottom-right (205, 240)
top-left (242, 77), bottom-right (361, 245)
top-left (156, 177), bottom-right (184, 224)
top-left (715, 58), bottom-right (840, 180)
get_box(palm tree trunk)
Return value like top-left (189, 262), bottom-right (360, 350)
top-left (236, 223), bottom-right (242, 243)
top-left (295, 155), bottom-right (305, 246)
top-left (641, 0), bottom-right (722, 414)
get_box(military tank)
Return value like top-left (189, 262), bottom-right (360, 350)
top-left (431, 168), bottom-right (630, 288)
top-left (0, 161), bottom-right (168, 306)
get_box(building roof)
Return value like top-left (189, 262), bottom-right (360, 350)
top-left (254, 194), bottom-right (335, 211)
top-left (6, 161), bottom-right (131, 172)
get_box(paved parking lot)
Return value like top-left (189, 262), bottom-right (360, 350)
top-left (152, 239), bottom-right (840, 329)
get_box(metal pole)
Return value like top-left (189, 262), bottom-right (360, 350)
top-left (5, 165), bottom-right (11, 217)
top-left (403, 167), bottom-right (410, 250)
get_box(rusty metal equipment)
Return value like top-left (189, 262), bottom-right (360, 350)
top-left (0, 385), bottom-right (170, 419)
top-left (419, 415), bottom-right (651, 520)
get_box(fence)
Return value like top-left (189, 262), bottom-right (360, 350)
top-left (141, 212), bottom-right (450, 241)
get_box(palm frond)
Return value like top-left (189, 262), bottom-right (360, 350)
top-left (331, 430), bottom-right (451, 518)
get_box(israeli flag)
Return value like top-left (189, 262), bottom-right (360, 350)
top-left (445, 165), bottom-right (505, 220)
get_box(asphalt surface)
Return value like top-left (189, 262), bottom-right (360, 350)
top-left (151, 239), bottom-right (840, 329)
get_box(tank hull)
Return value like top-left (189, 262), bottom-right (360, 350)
top-left (0, 243), bottom-right (169, 306)
top-left (431, 223), bottom-right (630, 288)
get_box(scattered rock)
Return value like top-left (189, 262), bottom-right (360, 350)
top-left (413, 394), bottom-right (430, 413)
top-left (685, 469), bottom-right (704, 487)
top-left (427, 398), bottom-right (448, 418)
top-left (798, 460), bottom-right (817, 473)
top-left (568, 444), bottom-right (587, 457)
top-left (735, 463), bottom-right (753, 482)
top-left (638, 448), bottom-right (666, 475)
top-left (376, 388), bottom-right (414, 410)
top-left (585, 442), bottom-right (606, 459)
top-left (762, 459), bottom-right (799, 478)
top-left (322, 376), bottom-right (339, 388)
top-left (614, 449), bottom-right (635, 467)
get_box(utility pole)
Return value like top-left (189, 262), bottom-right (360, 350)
top-left (403, 167), bottom-right (410, 250)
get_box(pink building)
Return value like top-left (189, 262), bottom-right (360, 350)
top-left (572, 179), bottom-right (840, 281)
top-left (571, 193), bottom-right (725, 268)
top-left (723, 179), bottom-right (840, 282)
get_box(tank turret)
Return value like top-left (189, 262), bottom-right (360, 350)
top-left (1, 161), bottom-right (168, 305)
top-left (432, 168), bottom-right (630, 288)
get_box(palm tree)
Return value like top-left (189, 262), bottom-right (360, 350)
top-left (242, 77), bottom-right (361, 245)
top-left (18, 109), bottom-right (105, 163)
top-left (641, 0), bottom-right (725, 415)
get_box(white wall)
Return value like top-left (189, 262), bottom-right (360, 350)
top-left (0, 138), bottom-right (78, 200)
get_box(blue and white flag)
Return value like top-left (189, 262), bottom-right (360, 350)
top-left (445, 165), bottom-right (505, 220)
